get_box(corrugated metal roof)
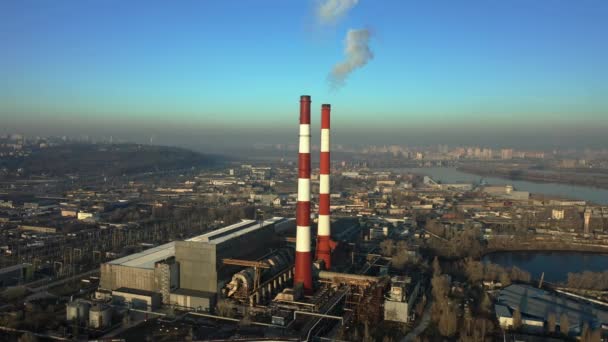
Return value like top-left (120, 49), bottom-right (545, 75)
top-left (186, 217), bottom-right (286, 245)
top-left (105, 217), bottom-right (287, 269)
top-left (494, 304), bottom-right (512, 318)
top-left (107, 242), bottom-right (175, 269)
top-left (497, 284), bottom-right (608, 333)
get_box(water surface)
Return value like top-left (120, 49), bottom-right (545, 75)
top-left (482, 251), bottom-right (608, 283)
top-left (394, 167), bottom-right (608, 204)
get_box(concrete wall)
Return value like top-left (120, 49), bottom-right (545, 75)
top-left (100, 264), bottom-right (156, 292)
top-left (175, 222), bottom-right (281, 294)
top-left (175, 241), bottom-right (217, 293)
top-left (169, 292), bottom-right (215, 311)
top-left (384, 301), bottom-right (408, 323)
top-left (111, 290), bottom-right (161, 310)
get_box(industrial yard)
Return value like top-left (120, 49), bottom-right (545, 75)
top-left (84, 97), bottom-right (425, 341)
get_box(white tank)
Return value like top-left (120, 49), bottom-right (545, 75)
top-left (89, 304), bottom-right (112, 329)
top-left (66, 300), bottom-right (90, 322)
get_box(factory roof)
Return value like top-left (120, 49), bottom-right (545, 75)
top-left (186, 217), bottom-right (287, 245)
top-left (113, 287), bottom-right (159, 297)
top-left (494, 304), bottom-right (512, 318)
top-left (497, 284), bottom-right (608, 333)
top-left (107, 242), bottom-right (175, 269)
top-left (106, 217), bottom-right (288, 269)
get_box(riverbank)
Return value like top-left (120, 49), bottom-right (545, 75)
top-left (482, 243), bottom-right (608, 257)
top-left (482, 249), bottom-right (608, 283)
top-left (392, 167), bottom-right (608, 204)
top-left (457, 165), bottom-right (608, 190)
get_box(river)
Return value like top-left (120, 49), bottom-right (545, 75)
top-left (483, 251), bottom-right (608, 283)
top-left (393, 167), bottom-right (608, 279)
top-left (393, 167), bottom-right (608, 205)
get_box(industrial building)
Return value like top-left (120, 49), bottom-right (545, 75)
top-left (100, 242), bottom-right (177, 294)
top-left (99, 217), bottom-right (295, 310)
top-left (176, 217), bottom-right (291, 294)
top-left (93, 95), bottom-right (419, 340)
top-left (384, 276), bottom-right (421, 323)
top-left (496, 284), bottom-right (608, 335)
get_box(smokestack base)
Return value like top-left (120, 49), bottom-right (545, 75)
top-left (316, 236), bottom-right (332, 270)
top-left (294, 251), bottom-right (313, 292)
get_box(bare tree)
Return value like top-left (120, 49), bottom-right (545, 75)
top-left (560, 313), bottom-right (569, 335)
top-left (363, 321), bottom-right (373, 342)
top-left (464, 257), bottom-right (483, 283)
top-left (18, 333), bottom-right (38, 342)
top-left (512, 308), bottom-right (522, 329)
top-left (547, 313), bottom-right (556, 333)
top-left (432, 256), bottom-right (441, 276)
top-left (431, 275), bottom-right (450, 300)
top-left (437, 302), bottom-right (458, 337)
top-left (379, 239), bottom-right (395, 256)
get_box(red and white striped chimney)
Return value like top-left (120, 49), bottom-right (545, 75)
top-left (316, 104), bottom-right (335, 269)
top-left (294, 95), bottom-right (313, 292)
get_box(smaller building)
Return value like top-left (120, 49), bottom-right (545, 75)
top-left (78, 211), bottom-right (98, 221)
top-left (112, 288), bottom-right (161, 310)
top-left (169, 288), bottom-right (216, 312)
top-left (495, 304), bottom-right (513, 328)
top-left (18, 225), bottom-right (56, 233)
top-left (384, 276), bottom-right (421, 323)
top-left (552, 209), bottom-right (565, 220)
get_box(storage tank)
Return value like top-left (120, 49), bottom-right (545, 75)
top-left (89, 304), bottom-right (112, 329)
top-left (66, 300), bottom-right (90, 322)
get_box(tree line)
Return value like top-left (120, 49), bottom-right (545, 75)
top-left (566, 270), bottom-right (608, 290)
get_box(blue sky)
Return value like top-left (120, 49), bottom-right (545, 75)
top-left (1, 0), bottom-right (607, 148)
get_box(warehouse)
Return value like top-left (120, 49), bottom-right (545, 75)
top-left (496, 284), bottom-right (608, 334)
top-left (176, 217), bottom-right (292, 294)
top-left (99, 217), bottom-right (294, 309)
top-left (100, 242), bottom-right (178, 293)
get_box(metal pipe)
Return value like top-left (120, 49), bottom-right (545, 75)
top-left (304, 289), bottom-right (348, 341)
top-left (294, 311), bottom-right (343, 322)
top-left (318, 271), bottom-right (380, 283)
top-left (187, 312), bottom-right (281, 328)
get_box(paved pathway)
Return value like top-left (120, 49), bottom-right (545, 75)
top-left (402, 298), bottom-right (432, 342)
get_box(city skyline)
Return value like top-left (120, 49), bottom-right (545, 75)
top-left (2, 0), bottom-right (607, 150)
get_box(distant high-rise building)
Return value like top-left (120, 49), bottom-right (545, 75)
top-left (501, 149), bottom-right (513, 160)
top-left (584, 208), bottom-right (592, 235)
top-left (551, 209), bottom-right (564, 220)
top-left (482, 148), bottom-right (493, 160)
top-left (474, 147), bottom-right (482, 159)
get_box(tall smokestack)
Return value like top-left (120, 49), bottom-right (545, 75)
top-left (316, 104), bottom-right (336, 269)
top-left (294, 95), bottom-right (313, 292)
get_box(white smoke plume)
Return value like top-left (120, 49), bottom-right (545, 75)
top-left (329, 28), bottom-right (373, 89)
top-left (317, 0), bottom-right (359, 24)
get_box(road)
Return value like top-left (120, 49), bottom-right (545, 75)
top-left (402, 298), bottom-right (432, 342)
top-left (27, 268), bottom-right (99, 293)
top-left (0, 325), bottom-right (70, 341)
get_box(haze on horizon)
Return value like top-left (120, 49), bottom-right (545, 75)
top-left (1, 0), bottom-right (607, 152)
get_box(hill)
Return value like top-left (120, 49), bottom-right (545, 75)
top-left (1, 143), bottom-right (222, 177)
